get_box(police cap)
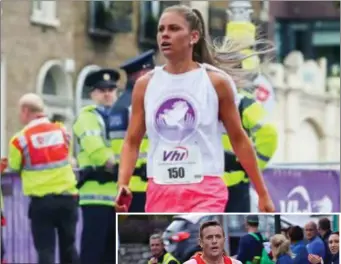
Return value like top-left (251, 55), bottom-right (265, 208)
top-left (120, 49), bottom-right (156, 76)
top-left (85, 69), bottom-right (120, 91)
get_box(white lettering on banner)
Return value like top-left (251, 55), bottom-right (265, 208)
top-left (251, 185), bottom-right (334, 213)
top-left (153, 144), bottom-right (204, 185)
top-left (313, 196), bottom-right (333, 213)
top-left (31, 130), bottom-right (65, 149)
top-left (279, 186), bottom-right (312, 213)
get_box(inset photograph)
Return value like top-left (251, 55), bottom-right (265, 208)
top-left (118, 214), bottom-right (340, 264)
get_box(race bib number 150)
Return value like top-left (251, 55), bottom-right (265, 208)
top-left (152, 144), bottom-right (204, 185)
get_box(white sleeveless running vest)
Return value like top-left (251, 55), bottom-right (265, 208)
top-left (144, 64), bottom-right (235, 185)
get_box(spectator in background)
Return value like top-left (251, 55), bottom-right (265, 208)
top-left (236, 215), bottom-right (267, 263)
top-left (328, 232), bottom-right (339, 264)
top-left (305, 221), bottom-right (326, 263)
top-left (148, 233), bottom-right (179, 264)
top-left (318, 218), bottom-right (333, 264)
top-left (270, 234), bottom-right (293, 264)
top-left (309, 232), bottom-right (340, 264)
top-left (287, 226), bottom-right (309, 264)
top-left (8, 93), bottom-right (79, 264)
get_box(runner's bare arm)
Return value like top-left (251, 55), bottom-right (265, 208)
top-left (209, 71), bottom-right (270, 199)
top-left (118, 74), bottom-right (150, 186)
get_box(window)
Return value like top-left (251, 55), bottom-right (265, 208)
top-left (1, 57), bottom-right (6, 157)
top-left (37, 61), bottom-right (74, 133)
top-left (295, 120), bottom-right (322, 162)
top-left (138, 1), bottom-right (179, 49)
top-left (43, 70), bottom-right (57, 95)
top-left (208, 7), bottom-right (227, 40)
top-left (30, 0), bottom-right (59, 27)
top-left (88, 0), bottom-right (133, 39)
top-left (275, 19), bottom-right (340, 67)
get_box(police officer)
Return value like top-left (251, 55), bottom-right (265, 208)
top-left (8, 93), bottom-right (79, 264)
top-left (73, 69), bottom-right (125, 264)
top-left (222, 89), bottom-right (278, 212)
top-left (115, 49), bottom-right (155, 108)
top-left (115, 50), bottom-right (156, 212)
top-left (148, 234), bottom-right (180, 264)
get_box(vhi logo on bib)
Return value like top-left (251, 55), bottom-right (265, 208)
top-left (152, 95), bottom-right (203, 185)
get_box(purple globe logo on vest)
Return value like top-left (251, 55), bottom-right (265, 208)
top-left (154, 96), bottom-right (197, 142)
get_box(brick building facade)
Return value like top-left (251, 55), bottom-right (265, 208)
top-left (1, 1), bottom-right (147, 155)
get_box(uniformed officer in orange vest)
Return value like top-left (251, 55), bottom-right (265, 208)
top-left (7, 93), bottom-right (79, 264)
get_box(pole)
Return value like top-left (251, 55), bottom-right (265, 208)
top-left (333, 215), bottom-right (339, 231)
top-left (274, 215), bottom-right (281, 234)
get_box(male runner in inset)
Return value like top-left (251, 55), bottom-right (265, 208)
top-left (184, 220), bottom-right (241, 264)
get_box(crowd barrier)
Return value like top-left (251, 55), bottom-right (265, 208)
top-left (1, 166), bottom-right (340, 263)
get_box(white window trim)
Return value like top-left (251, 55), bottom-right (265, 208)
top-left (30, 0), bottom-right (60, 28)
top-left (1, 57), bottom-right (6, 157)
top-left (75, 65), bottom-right (101, 116)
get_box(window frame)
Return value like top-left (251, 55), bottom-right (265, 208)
top-left (138, 1), bottom-right (179, 48)
top-left (30, 0), bottom-right (60, 28)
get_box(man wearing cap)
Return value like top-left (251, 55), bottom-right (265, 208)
top-left (114, 49), bottom-right (155, 109)
top-left (114, 50), bottom-right (156, 212)
top-left (73, 68), bottom-right (124, 264)
top-left (236, 215), bottom-right (268, 263)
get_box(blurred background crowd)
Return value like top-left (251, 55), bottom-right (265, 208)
top-left (118, 214), bottom-right (340, 264)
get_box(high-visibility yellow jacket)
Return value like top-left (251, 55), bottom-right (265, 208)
top-left (222, 93), bottom-right (278, 187)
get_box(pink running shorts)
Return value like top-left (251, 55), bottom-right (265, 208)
top-left (145, 176), bottom-right (228, 213)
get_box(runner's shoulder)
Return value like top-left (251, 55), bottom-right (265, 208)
top-left (133, 71), bottom-right (154, 98)
top-left (204, 64), bottom-right (235, 95)
top-left (183, 260), bottom-right (197, 264)
top-left (136, 69), bottom-right (155, 87)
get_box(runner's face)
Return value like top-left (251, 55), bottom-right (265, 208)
top-left (200, 226), bottom-right (225, 257)
top-left (157, 11), bottom-right (194, 59)
top-left (150, 238), bottom-right (163, 256)
top-left (329, 234), bottom-right (339, 255)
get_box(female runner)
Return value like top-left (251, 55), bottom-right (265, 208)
top-left (116, 5), bottom-right (275, 213)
